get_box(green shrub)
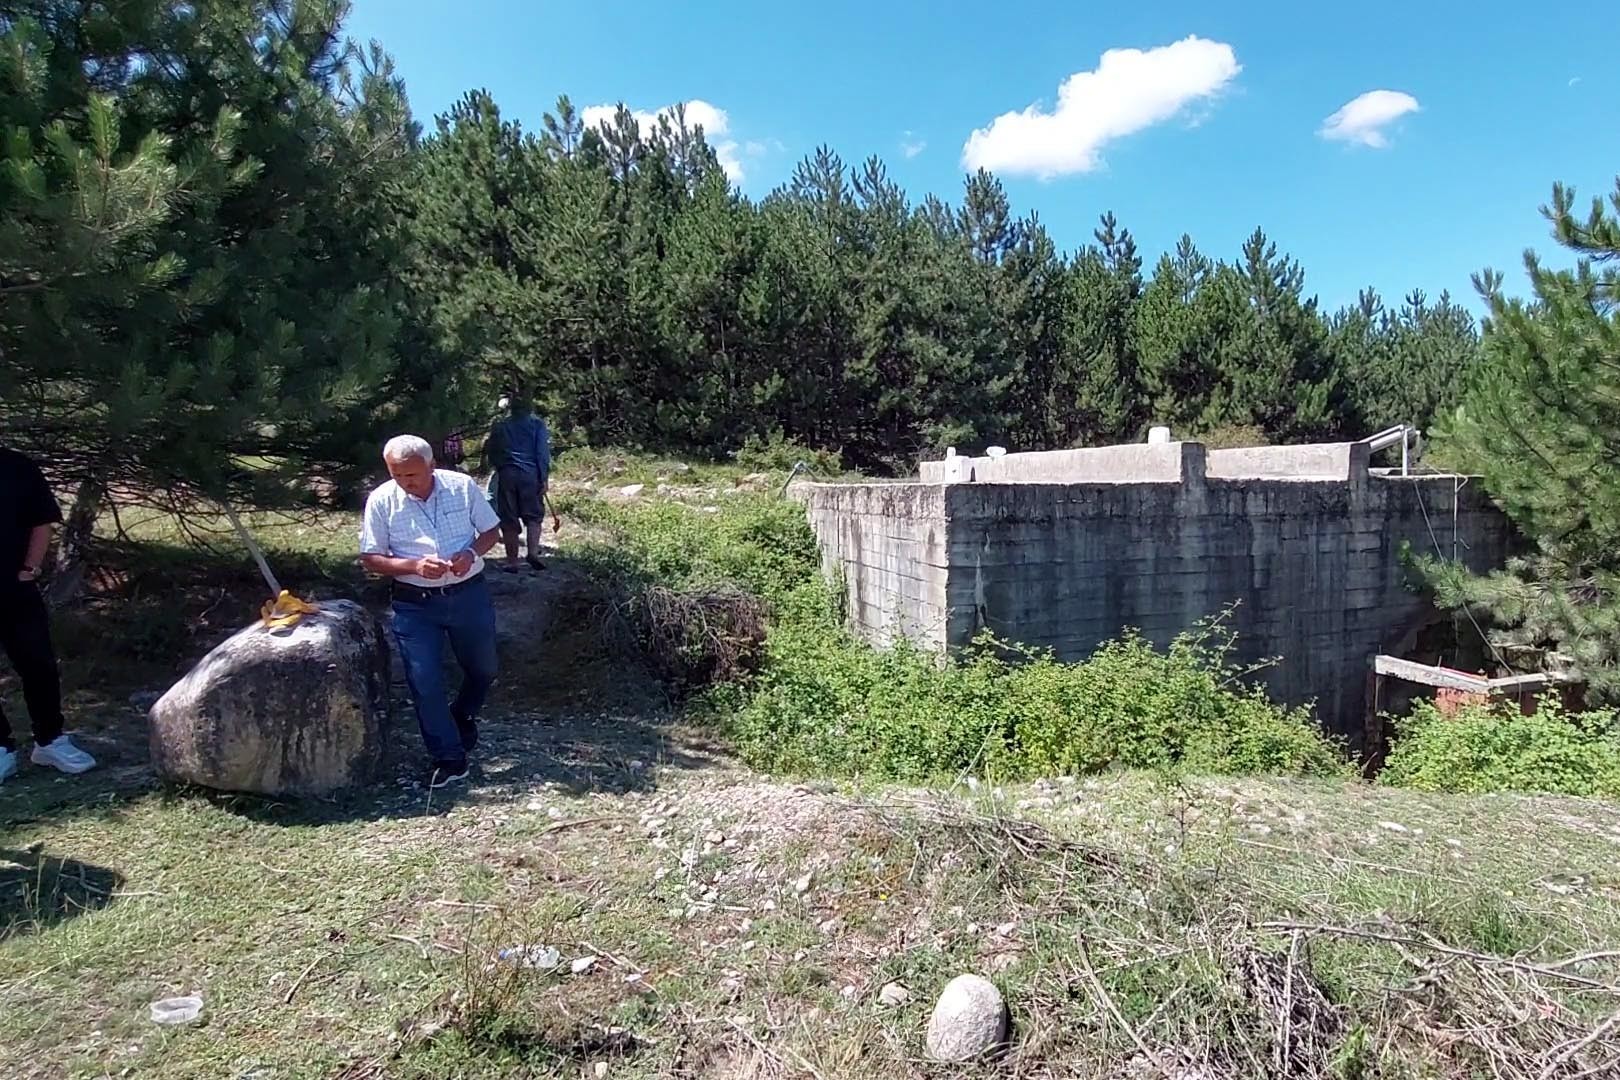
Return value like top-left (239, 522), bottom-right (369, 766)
top-left (725, 612), bottom-right (1346, 782)
top-left (566, 494), bottom-right (821, 605)
top-left (564, 488), bottom-right (1344, 782)
top-left (733, 431), bottom-right (843, 477)
top-left (1380, 698), bottom-right (1620, 798)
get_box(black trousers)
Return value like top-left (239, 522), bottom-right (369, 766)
top-left (0, 582), bottom-right (64, 752)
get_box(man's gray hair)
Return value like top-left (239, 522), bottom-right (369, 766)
top-left (382, 434), bottom-right (434, 465)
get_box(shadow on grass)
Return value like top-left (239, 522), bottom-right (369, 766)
top-left (0, 846), bottom-right (125, 941)
top-left (202, 705), bottom-right (727, 829)
top-left (5, 535), bottom-right (729, 832)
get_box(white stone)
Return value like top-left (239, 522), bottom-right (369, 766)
top-left (926, 974), bottom-right (1008, 1062)
top-left (878, 982), bottom-right (910, 1007)
top-left (570, 956), bottom-right (598, 975)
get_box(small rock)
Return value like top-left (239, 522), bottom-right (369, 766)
top-left (594, 1063), bottom-right (609, 1079)
top-left (840, 984), bottom-right (859, 1001)
top-left (1377, 821), bottom-right (1409, 834)
top-left (570, 956), bottom-right (598, 976)
top-left (926, 974), bottom-right (1008, 1062)
top-left (620, 484), bottom-right (645, 497)
top-left (547, 807), bottom-right (565, 821)
top-left (818, 916), bottom-right (842, 934)
top-left (878, 982), bottom-right (910, 1007)
top-left (793, 872), bottom-right (814, 895)
top-left (706, 831), bottom-right (726, 845)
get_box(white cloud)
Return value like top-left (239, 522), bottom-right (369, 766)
top-left (1318, 90), bottom-right (1420, 149)
top-left (900, 131), bottom-right (926, 159)
top-left (1569, 76), bottom-right (1582, 88)
top-left (581, 98), bottom-right (746, 182)
top-left (960, 36), bottom-right (1241, 179)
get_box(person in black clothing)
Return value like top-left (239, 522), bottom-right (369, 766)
top-left (0, 447), bottom-right (97, 784)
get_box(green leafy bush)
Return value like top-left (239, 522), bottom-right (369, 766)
top-left (1380, 698), bottom-right (1620, 798)
top-left (725, 611), bottom-right (1346, 782)
top-left (566, 489), bottom-right (1344, 782)
top-left (565, 494), bottom-right (821, 605)
top-left (733, 431), bottom-right (844, 477)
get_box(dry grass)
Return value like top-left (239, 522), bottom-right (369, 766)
top-left (8, 745), bottom-right (1620, 1079)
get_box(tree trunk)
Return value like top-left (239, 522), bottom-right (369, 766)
top-left (46, 477), bottom-right (105, 608)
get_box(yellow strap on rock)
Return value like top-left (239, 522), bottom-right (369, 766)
top-left (260, 589), bottom-right (319, 630)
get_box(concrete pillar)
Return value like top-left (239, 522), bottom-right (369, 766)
top-left (1148, 426), bottom-right (1172, 445)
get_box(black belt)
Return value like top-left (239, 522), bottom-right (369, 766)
top-left (390, 572), bottom-right (483, 604)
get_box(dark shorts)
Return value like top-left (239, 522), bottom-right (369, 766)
top-left (495, 465), bottom-right (543, 525)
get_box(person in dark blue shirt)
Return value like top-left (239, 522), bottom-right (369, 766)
top-left (485, 397), bottom-right (551, 571)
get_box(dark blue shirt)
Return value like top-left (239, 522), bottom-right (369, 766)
top-left (490, 414), bottom-right (551, 481)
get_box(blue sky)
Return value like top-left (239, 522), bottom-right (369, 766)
top-left (347, 0), bottom-right (1616, 314)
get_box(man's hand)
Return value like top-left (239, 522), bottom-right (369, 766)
top-left (448, 548), bottom-right (476, 576)
top-left (17, 567), bottom-right (39, 583)
top-left (415, 556), bottom-right (450, 580)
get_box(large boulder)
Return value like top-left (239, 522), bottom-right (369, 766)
top-left (148, 599), bottom-right (391, 797)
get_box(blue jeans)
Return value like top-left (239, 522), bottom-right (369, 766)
top-left (391, 575), bottom-right (498, 767)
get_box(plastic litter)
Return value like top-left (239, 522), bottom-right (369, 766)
top-left (150, 995), bottom-right (204, 1025)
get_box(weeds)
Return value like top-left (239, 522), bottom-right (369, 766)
top-left (1381, 697), bottom-right (1620, 798)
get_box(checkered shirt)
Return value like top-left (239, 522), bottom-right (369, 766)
top-left (359, 470), bottom-right (500, 588)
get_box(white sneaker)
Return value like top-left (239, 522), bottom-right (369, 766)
top-left (0, 748), bottom-right (16, 785)
top-left (31, 735), bottom-right (97, 775)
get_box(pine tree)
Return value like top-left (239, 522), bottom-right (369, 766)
top-left (1, 2), bottom-right (424, 592)
top-left (1431, 177), bottom-right (1620, 696)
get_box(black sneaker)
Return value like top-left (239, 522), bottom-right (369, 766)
top-left (455, 715), bottom-right (479, 753)
top-left (525, 554), bottom-right (547, 572)
top-left (428, 762), bottom-right (469, 789)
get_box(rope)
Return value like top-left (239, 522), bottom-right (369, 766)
top-left (1409, 474), bottom-right (1514, 675)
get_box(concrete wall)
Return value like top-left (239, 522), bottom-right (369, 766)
top-left (1206, 442), bottom-right (1367, 481)
top-left (802, 467), bottom-right (1513, 743)
top-left (800, 483), bottom-right (950, 650)
top-left (920, 442), bottom-right (1194, 485)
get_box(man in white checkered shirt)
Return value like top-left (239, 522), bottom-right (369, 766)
top-left (360, 434), bottom-right (503, 789)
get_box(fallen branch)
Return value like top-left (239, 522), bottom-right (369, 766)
top-left (284, 953), bottom-right (328, 1005)
top-left (1077, 935), bottom-right (1169, 1075)
top-left (1260, 922), bottom-right (1620, 994)
top-left (1538, 1007), bottom-right (1620, 1080)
